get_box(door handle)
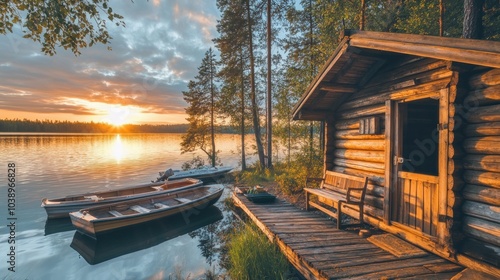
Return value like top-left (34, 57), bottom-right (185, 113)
top-left (393, 156), bottom-right (411, 165)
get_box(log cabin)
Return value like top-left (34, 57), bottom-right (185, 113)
top-left (292, 30), bottom-right (500, 277)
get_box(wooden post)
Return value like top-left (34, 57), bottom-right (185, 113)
top-left (438, 87), bottom-right (451, 252)
top-left (383, 100), bottom-right (394, 224)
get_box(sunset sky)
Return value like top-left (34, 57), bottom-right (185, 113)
top-left (0, 1), bottom-right (219, 125)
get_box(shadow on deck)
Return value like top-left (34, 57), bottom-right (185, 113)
top-left (233, 191), bottom-right (465, 280)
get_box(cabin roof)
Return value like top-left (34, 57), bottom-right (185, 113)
top-left (292, 30), bottom-right (500, 121)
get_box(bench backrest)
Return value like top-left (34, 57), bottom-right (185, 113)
top-left (322, 171), bottom-right (368, 201)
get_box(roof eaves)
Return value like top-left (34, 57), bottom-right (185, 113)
top-left (291, 36), bottom-right (351, 120)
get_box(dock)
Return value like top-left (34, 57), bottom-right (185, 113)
top-left (233, 192), bottom-right (464, 280)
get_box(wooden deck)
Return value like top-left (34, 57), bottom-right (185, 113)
top-left (233, 192), bottom-right (464, 280)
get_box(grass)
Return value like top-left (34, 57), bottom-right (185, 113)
top-left (227, 223), bottom-right (291, 280)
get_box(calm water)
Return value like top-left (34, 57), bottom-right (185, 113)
top-left (0, 133), bottom-right (250, 280)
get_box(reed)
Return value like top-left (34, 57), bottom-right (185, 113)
top-left (227, 223), bottom-right (290, 280)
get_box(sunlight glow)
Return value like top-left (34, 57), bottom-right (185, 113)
top-left (113, 134), bottom-right (124, 163)
top-left (105, 106), bottom-right (131, 126)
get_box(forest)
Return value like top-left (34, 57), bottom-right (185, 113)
top-left (0, 118), bottom-right (190, 133)
top-left (181, 0), bottom-right (500, 176)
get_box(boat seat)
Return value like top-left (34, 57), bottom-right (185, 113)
top-left (154, 203), bottom-right (170, 209)
top-left (130, 205), bottom-right (151, 214)
top-left (108, 210), bottom-right (124, 217)
top-left (175, 197), bottom-right (191, 203)
top-left (84, 195), bottom-right (102, 201)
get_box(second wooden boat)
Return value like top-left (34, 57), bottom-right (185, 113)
top-left (69, 184), bottom-right (224, 238)
top-left (155, 166), bottom-right (233, 182)
top-left (42, 178), bottom-right (202, 219)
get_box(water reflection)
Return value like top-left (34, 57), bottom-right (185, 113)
top-left (0, 133), bottom-right (249, 278)
top-left (112, 134), bottom-right (124, 163)
top-left (44, 217), bottom-right (74, 235)
top-left (70, 206), bottom-right (223, 265)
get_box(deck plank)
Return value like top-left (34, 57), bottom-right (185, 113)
top-left (232, 192), bottom-right (463, 280)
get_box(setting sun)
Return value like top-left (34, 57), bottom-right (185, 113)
top-left (105, 106), bottom-right (131, 126)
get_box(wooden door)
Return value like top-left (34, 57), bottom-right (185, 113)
top-left (391, 98), bottom-right (440, 237)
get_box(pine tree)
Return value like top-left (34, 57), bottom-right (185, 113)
top-left (215, 0), bottom-right (250, 170)
top-left (181, 48), bottom-right (219, 167)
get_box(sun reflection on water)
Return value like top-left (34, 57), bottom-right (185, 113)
top-left (113, 134), bottom-right (124, 163)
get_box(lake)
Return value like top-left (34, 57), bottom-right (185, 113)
top-left (0, 133), bottom-right (252, 280)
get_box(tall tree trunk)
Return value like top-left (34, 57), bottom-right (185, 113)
top-left (266, 0), bottom-right (272, 169)
top-left (463, 0), bottom-right (484, 39)
top-left (308, 0), bottom-right (315, 165)
top-left (210, 49), bottom-right (216, 167)
top-left (439, 0), bottom-right (444, 36)
top-left (240, 51), bottom-right (247, 171)
top-left (246, 0), bottom-right (266, 168)
top-left (360, 0), bottom-right (366, 30)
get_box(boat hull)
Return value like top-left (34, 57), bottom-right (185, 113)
top-left (70, 206), bottom-right (223, 264)
top-left (70, 185), bottom-right (224, 238)
top-left (42, 179), bottom-right (202, 219)
top-left (162, 166), bottom-right (233, 182)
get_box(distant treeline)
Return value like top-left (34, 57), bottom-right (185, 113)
top-left (0, 118), bottom-right (240, 134)
top-left (0, 118), bottom-right (189, 133)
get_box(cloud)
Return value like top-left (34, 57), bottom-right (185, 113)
top-left (0, 0), bottom-right (220, 124)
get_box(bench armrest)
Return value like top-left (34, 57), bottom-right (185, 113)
top-left (346, 187), bottom-right (365, 204)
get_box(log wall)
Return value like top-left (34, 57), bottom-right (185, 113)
top-left (331, 57), bottom-right (453, 220)
top-left (459, 68), bottom-right (500, 267)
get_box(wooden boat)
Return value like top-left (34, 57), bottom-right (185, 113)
top-left (42, 178), bottom-right (203, 219)
top-left (155, 166), bottom-right (233, 182)
top-left (70, 206), bottom-right (223, 264)
top-left (69, 184), bottom-right (224, 238)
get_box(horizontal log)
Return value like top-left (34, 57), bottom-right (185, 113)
top-left (465, 104), bottom-right (500, 123)
top-left (448, 190), bottom-right (463, 210)
top-left (463, 137), bottom-right (500, 155)
top-left (342, 77), bottom-right (450, 110)
top-left (465, 122), bottom-right (500, 137)
top-left (335, 129), bottom-right (385, 140)
top-left (448, 205), bottom-right (462, 219)
top-left (449, 144), bottom-right (465, 159)
top-left (333, 149), bottom-right (385, 163)
top-left (338, 103), bottom-right (385, 120)
top-left (449, 115), bottom-right (465, 132)
top-left (332, 166), bottom-right (385, 186)
top-left (463, 215), bottom-right (500, 247)
top-left (448, 159), bottom-right (463, 175)
top-left (448, 85), bottom-right (469, 104)
top-left (333, 158), bottom-right (385, 175)
top-left (464, 84), bottom-right (500, 106)
top-left (463, 184), bottom-right (500, 207)
top-left (366, 58), bottom-right (449, 89)
top-left (351, 35), bottom-right (500, 69)
top-left (363, 204), bottom-right (384, 219)
top-left (448, 174), bottom-right (465, 191)
top-left (334, 139), bottom-right (385, 151)
top-left (335, 118), bottom-right (361, 130)
top-left (463, 170), bottom-right (500, 189)
top-left (468, 68), bottom-right (500, 89)
top-left (364, 194), bottom-right (384, 210)
top-left (462, 200), bottom-right (500, 224)
top-left (464, 155), bottom-right (500, 173)
top-left (366, 183), bottom-right (385, 198)
top-left (460, 237), bottom-right (500, 267)
top-left (449, 131), bottom-right (465, 144)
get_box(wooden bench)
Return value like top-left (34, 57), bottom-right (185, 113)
top-left (304, 171), bottom-right (368, 229)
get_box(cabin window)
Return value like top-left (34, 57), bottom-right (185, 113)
top-left (401, 98), bottom-right (439, 176)
top-left (359, 117), bottom-right (381, 135)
